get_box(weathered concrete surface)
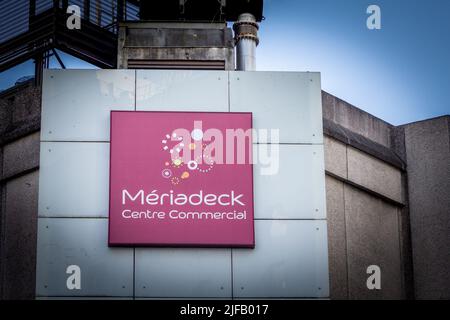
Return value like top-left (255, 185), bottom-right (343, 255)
top-left (118, 22), bottom-right (235, 70)
top-left (325, 175), bottom-right (348, 299)
top-left (123, 47), bottom-right (234, 68)
top-left (0, 75), bottom-right (446, 301)
top-left (2, 132), bottom-right (40, 180)
top-left (403, 116), bottom-right (450, 300)
top-left (325, 132), bottom-right (404, 205)
top-left (322, 92), bottom-right (393, 149)
top-left (344, 184), bottom-right (404, 300)
top-left (0, 147), bottom-right (3, 180)
top-left (347, 147), bottom-right (403, 204)
top-left (123, 24), bottom-right (234, 47)
top-left (0, 82), bottom-right (41, 300)
top-left (1, 171), bottom-right (38, 299)
top-left (323, 119), bottom-right (406, 171)
top-left (324, 136), bottom-right (347, 179)
top-left (0, 183), bottom-right (5, 298)
top-left (0, 81), bottom-right (41, 146)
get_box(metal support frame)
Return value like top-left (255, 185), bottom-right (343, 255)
top-left (52, 48), bottom-right (66, 69)
top-left (84, 0), bottom-right (91, 20)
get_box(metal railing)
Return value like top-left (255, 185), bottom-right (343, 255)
top-left (0, 0), bottom-right (31, 43)
top-left (0, 0), bottom-right (139, 43)
top-left (0, 0), bottom-right (139, 71)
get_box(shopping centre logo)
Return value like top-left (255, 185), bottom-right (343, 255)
top-left (160, 123), bottom-right (216, 186)
top-left (109, 112), bottom-right (257, 247)
top-left (159, 120), bottom-right (280, 187)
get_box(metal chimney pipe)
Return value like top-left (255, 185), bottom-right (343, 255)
top-left (233, 13), bottom-right (259, 71)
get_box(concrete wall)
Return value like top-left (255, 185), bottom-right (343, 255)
top-left (322, 92), bottom-right (416, 300)
top-left (0, 82), bottom-right (41, 146)
top-left (322, 91), bottom-right (447, 300)
top-left (0, 79), bottom-right (448, 300)
top-left (322, 92), bottom-right (393, 148)
top-left (0, 81), bottom-right (40, 299)
top-left (324, 136), bottom-right (406, 299)
top-left (402, 116), bottom-right (450, 299)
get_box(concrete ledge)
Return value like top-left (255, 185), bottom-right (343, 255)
top-left (347, 147), bottom-right (403, 204)
top-left (325, 135), bottom-right (403, 205)
top-left (322, 91), bottom-right (393, 148)
top-left (326, 171), bottom-right (404, 208)
top-left (324, 118), bottom-right (406, 171)
top-left (0, 120), bottom-right (40, 147)
top-left (324, 136), bottom-right (347, 179)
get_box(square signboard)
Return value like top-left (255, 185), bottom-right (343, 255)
top-left (109, 111), bottom-right (254, 247)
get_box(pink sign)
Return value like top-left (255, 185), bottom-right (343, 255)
top-left (109, 111), bottom-right (254, 247)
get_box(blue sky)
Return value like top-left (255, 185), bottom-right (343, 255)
top-left (1, 0), bottom-right (449, 125)
top-left (258, 0), bottom-right (450, 125)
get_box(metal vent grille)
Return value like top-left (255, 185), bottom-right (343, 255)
top-left (127, 59), bottom-right (226, 70)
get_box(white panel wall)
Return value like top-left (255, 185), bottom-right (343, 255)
top-left (41, 69), bottom-right (135, 141)
top-left (38, 69), bottom-right (133, 297)
top-left (136, 70), bottom-right (229, 112)
top-left (254, 144), bottom-right (326, 219)
top-left (37, 69), bottom-right (328, 299)
top-left (135, 249), bottom-right (232, 298)
top-left (230, 71), bottom-right (323, 144)
top-left (36, 218), bottom-right (133, 297)
top-left (38, 142), bottom-right (109, 217)
top-left (233, 220), bottom-right (329, 298)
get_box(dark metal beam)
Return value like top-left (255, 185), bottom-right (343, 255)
top-left (62, 0), bottom-right (69, 11)
top-left (0, 5), bottom-right (118, 72)
top-left (29, 0), bottom-right (36, 24)
top-left (52, 48), bottom-right (66, 69)
top-left (34, 53), bottom-right (44, 86)
top-left (117, 0), bottom-right (124, 22)
top-left (84, 0), bottom-right (91, 21)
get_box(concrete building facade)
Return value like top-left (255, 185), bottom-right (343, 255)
top-left (0, 10), bottom-right (449, 299)
top-left (34, 69), bottom-right (328, 299)
top-left (0, 77), bottom-right (448, 299)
